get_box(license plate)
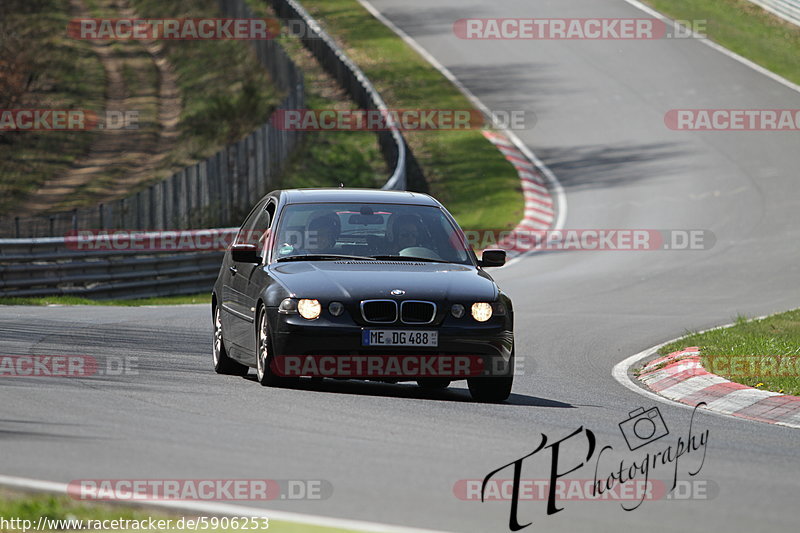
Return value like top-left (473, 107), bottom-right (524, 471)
top-left (362, 329), bottom-right (438, 347)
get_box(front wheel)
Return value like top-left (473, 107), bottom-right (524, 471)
top-left (467, 376), bottom-right (513, 402)
top-left (256, 307), bottom-right (296, 387)
top-left (467, 352), bottom-right (514, 402)
top-left (212, 306), bottom-right (249, 376)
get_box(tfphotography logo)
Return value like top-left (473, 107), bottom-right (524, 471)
top-left (472, 404), bottom-right (710, 530)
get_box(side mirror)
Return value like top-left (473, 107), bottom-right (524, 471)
top-left (231, 243), bottom-right (260, 264)
top-left (479, 249), bottom-right (506, 268)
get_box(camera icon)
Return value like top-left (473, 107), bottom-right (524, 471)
top-left (619, 406), bottom-right (670, 451)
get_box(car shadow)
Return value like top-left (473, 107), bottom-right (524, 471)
top-left (242, 375), bottom-right (573, 408)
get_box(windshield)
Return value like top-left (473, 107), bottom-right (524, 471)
top-left (271, 202), bottom-right (472, 265)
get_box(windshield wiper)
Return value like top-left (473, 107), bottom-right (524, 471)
top-left (276, 254), bottom-right (377, 262)
top-left (371, 255), bottom-right (449, 264)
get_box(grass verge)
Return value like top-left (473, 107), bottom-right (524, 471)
top-left (257, 0), bottom-right (525, 230)
top-left (643, 0), bottom-right (800, 85)
top-left (0, 490), bottom-right (377, 533)
top-left (0, 0), bottom-right (105, 213)
top-left (657, 309), bottom-right (800, 395)
top-left (0, 0), bottom-right (280, 214)
top-left (245, 1), bottom-right (388, 189)
top-left (0, 293), bottom-right (211, 306)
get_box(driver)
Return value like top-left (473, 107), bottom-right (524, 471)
top-left (392, 214), bottom-right (424, 252)
top-left (304, 213), bottom-right (340, 254)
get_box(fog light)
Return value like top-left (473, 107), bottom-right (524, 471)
top-left (471, 302), bottom-right (493, 322)
top-left (329, 301), bottom-right (344, 317)
top-left (298, 299), bottom-right (322, 320)
top-left (451, 304), bottom-right (465, 318)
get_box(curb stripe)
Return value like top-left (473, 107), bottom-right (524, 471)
top-left (480, 130), bottom-right (558, 258)
top-left (636, 349), bottom-right (800, 429)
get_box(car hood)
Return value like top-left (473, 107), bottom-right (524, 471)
top-left (267, 261), bottom-right (498, 302)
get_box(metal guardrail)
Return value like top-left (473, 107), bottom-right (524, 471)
top-left (0, 0), bottom-right (421, 299)
top-left (0, 230), bottom-right (235, 299)
top-left (269, 0), bottom-right (410, 191)
top-left (748, 0), bottom-right (800, 26)
top-left (1, 1), bottom-right (304, 239)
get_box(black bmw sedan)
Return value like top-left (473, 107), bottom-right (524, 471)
top-left (212, 188), bottom-right (514, 402)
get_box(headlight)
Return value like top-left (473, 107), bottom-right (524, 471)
top-left (298, 299), bottom-right (322, 320)
top-left (471, 302), bottom-right (493, 322)
top-left (451, 303), bottom-right (466, 318)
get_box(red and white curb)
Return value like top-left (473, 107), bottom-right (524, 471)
top-left (482, 130), bottom-right (558, 258)
top-left (638, 347), bottom-right (800, 429)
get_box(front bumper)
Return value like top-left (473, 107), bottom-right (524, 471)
top-left (269, 312), bottom-right (514, 379)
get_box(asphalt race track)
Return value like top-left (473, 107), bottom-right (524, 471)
top-left (2, 0), bottom-right (799, 531)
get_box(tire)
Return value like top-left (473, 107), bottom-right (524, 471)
top-left (417, 378), bottom-right (451, 390)
top-left (467, 376), bottom-right (513, 402)
top-left (212, 306), bottom-right (249, 376)
top-left (255, 307), bottom-right (297, 387)
top-left (467, 351), bottom-right (514, 402)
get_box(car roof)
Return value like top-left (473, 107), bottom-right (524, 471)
top-left (279, 188), bottom-right (440, 207)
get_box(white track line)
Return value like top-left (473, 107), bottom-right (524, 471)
top-left (0, 475), bottom-right (452, 533)
top-left (356, 0), bottom-right (568, 239)
top-left (623, 0), bottom-right (800, 95)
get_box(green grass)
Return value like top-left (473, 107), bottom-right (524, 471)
top-left (0, 293), bottom-right (211, 306)
top-left (245, 1), bottom-right (388, 189)
top-left (0, 491), bottom-right (174, 525)
top-left (258, 0), bottom-right (525, 230)
top-left (644, 0), bottom-right (800, 85)
top-left (0, 491), bottom-right (376, 533)
top-left (0, 0), bottom-right (105, 213)
top-left (656, 309), bottom-right (800, 395)
top-left (0, 0), bottom-right (281, 214)
top-left (124, 0), bottom-right (282, 182)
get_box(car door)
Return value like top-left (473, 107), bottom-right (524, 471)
top-left (229, 199), bottom-right (275, 358)
top-left (222, 199), bottom-right (267, 348)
